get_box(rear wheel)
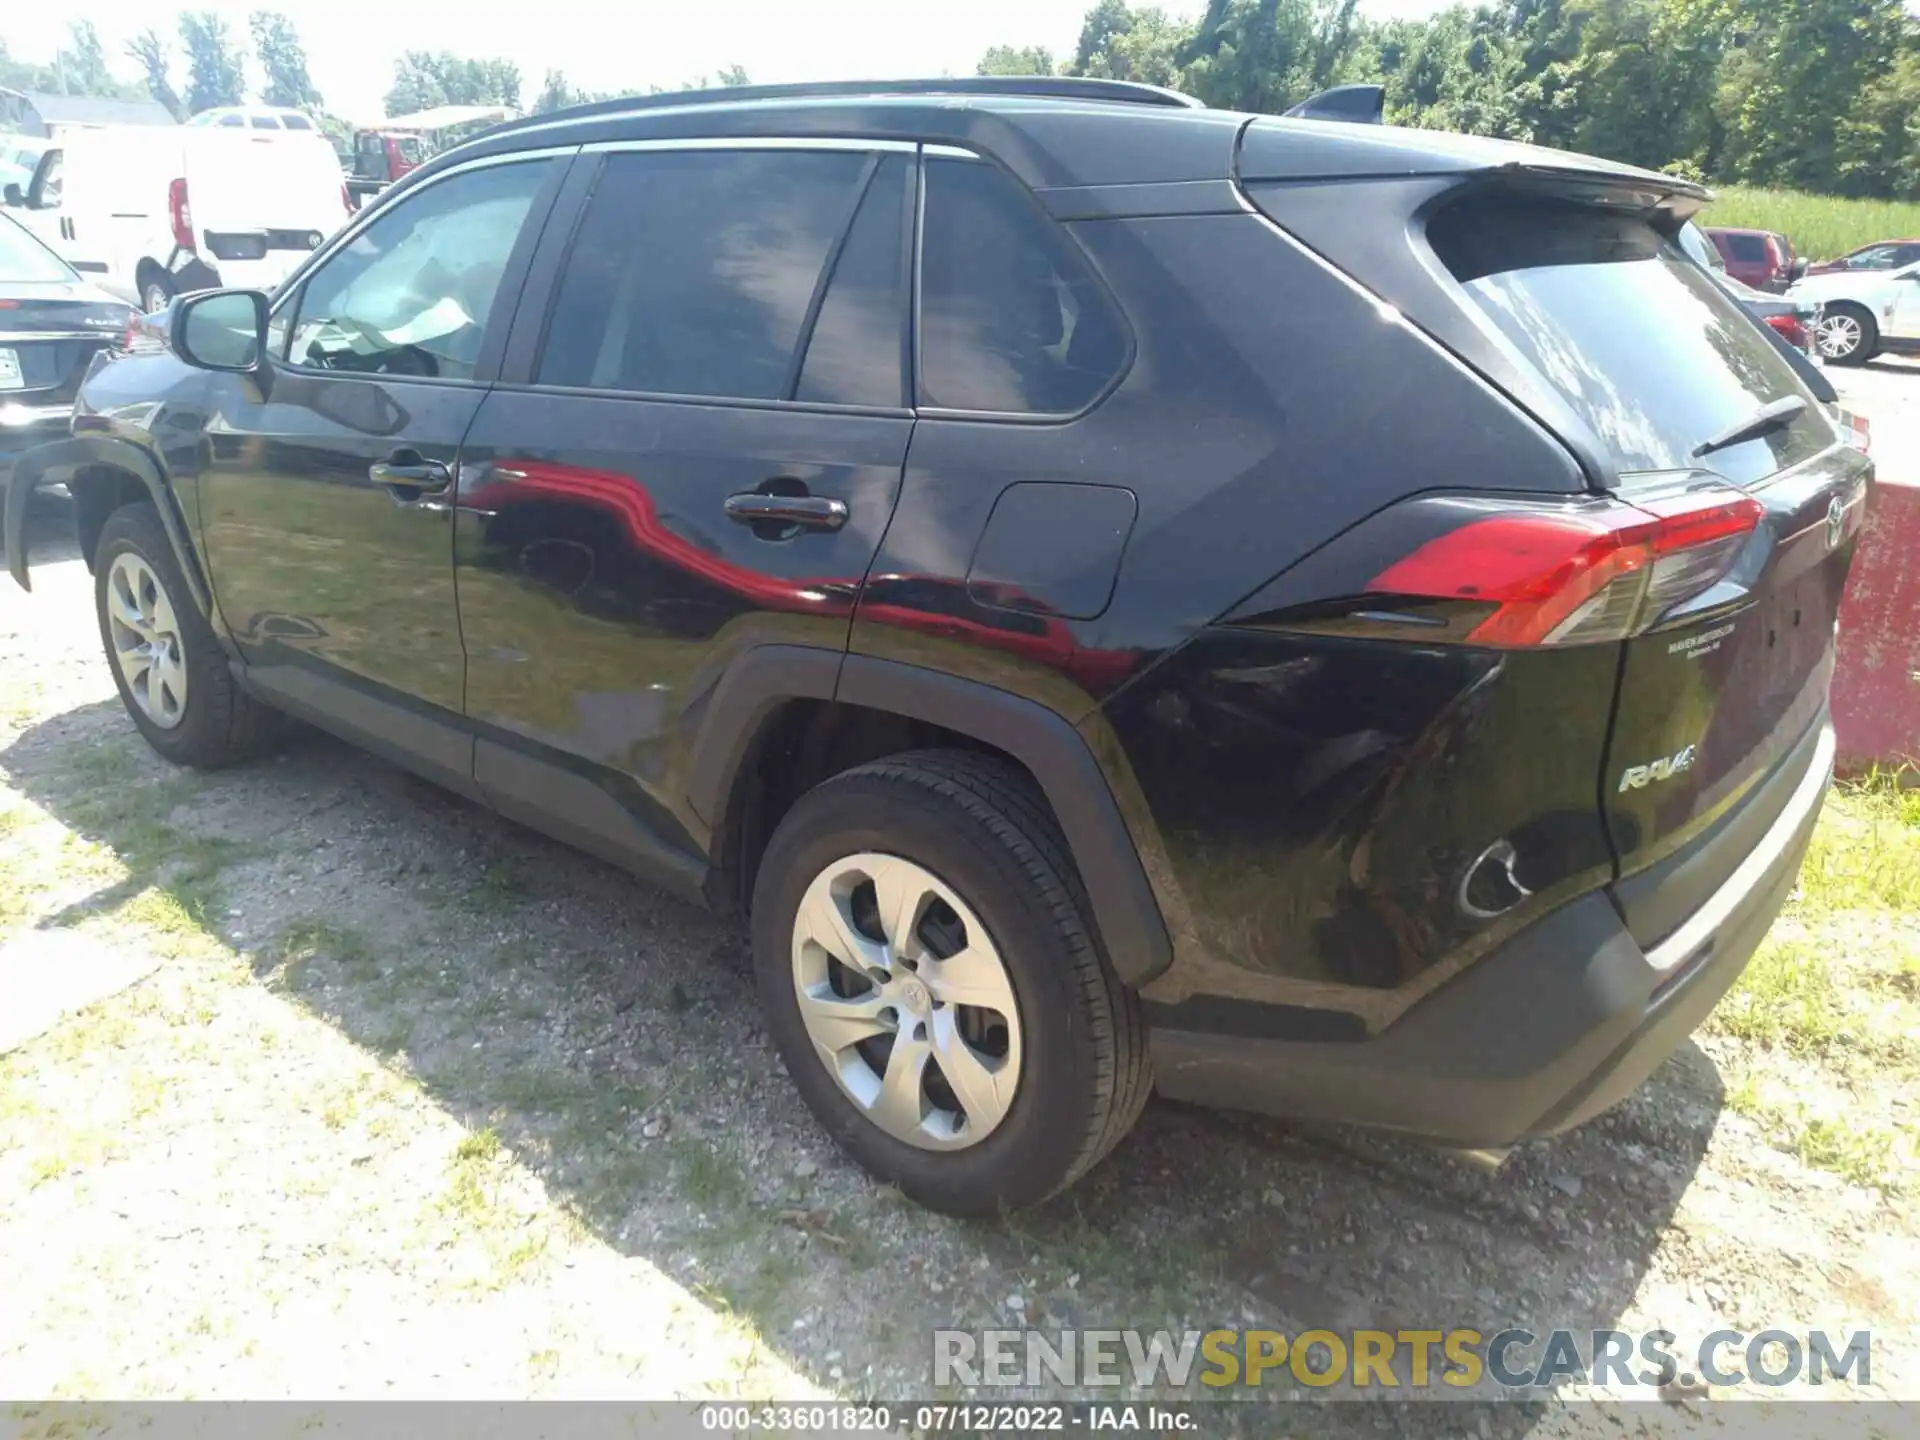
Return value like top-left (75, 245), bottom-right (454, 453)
top-left (94, 503), bottom-right (279, 768)
top-left (751, 750), bottom-right (1151, 1215)
top-left (1817, 303), bottom-right (1876, 365)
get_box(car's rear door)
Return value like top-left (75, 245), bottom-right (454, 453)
top-left (453, 140), bottom-right (915, 861)
top-left (194, 152), bottom-right (569, 793)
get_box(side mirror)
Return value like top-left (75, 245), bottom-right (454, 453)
top-left (1791, 258), bottom-right (1809, 280)
top-left (170, 288), bottom-right (272, 377)
top-left (1, 183), bottom-right (22, 208)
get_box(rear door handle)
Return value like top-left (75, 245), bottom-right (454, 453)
top-left (723, 493), bottom-right (848, 533)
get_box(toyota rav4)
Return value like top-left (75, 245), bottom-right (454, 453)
top-left (4, 78), bottom-right (1869, 1216)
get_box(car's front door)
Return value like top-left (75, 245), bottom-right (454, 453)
top-left (453, 142), bottom-right (916, 859)
top-left (1882, 264), bottom-right (1920, 340)
top-left (194, 154), bottom-right (567, 790)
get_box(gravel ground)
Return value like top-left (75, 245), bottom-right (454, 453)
top-left (1, 371), bottom-right (1917, 1430)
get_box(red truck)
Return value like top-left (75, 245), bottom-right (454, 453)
top-left (1703, 226), bottom-right (1801, 292)
top-left (345, 129), bottom-right (428, 210)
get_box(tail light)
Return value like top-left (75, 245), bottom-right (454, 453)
top-left (1368, 487), bottom-right (1764, 647)
top-left (167, 178), bottom-right (194, 251)
top-left (1764, 313), bottom-right (1807, 348)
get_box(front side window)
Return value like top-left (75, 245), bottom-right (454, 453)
top-left (918, 156), bottom-right (1128, 414)
top-left (286, 159), bottom-right (553, 381)
top-left (536, 148), bottom-right (870, 401)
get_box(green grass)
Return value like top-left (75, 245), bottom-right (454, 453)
top-left (1710, 938), bottom-right (1847, 1055)
top-left (1796, 772), bottom-right (1920, 915)
top-left (1705, 186), bottom-right (1920, 264)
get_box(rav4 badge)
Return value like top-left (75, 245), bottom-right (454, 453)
top-left (1619, 745), bottom-right (1698, 792)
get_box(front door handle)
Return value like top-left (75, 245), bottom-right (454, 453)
top-left (723, 492), bottom-right (849, 533)
top-left (371, 454), bottom-right (453, 506)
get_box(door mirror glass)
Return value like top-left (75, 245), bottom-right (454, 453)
top-left (172, 289), bottom-right (270, 372)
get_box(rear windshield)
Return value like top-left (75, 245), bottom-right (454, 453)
top-left (1431, 200), bottom-right (1832, 487)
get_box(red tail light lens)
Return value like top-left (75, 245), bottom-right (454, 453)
top-left (1764, 313), bottom-right (1807, 347)
top-left (1368, 488), bottom-right (1764, 647)
top-left (167, 178), bottom-right (194, 251)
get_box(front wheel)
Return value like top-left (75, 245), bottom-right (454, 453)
top-left (94, 503), bottom-right (279, 768)
top-left (1816, 303), bottom-right (1876, 365)
top-left (140, 273), bottom-right (177, 315)
top-left (751, 751), bottom-right (1152, 1216)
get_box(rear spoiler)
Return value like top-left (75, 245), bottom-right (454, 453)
top-left (1282, 84), bottom-right (1384, 125)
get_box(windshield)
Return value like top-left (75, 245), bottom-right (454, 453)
top-left (1432, 200), bottom-right (1833, 487)
top-left (0, 213), bottom-right (75, 284)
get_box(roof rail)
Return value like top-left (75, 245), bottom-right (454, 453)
top-left (480, 75), bottom-right (1206, 140)
top-left (1282, 84), bottom-right (1385, 125)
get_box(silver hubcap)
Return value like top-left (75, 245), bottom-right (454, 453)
top-left (790, 853), bottom-right (1023, 1151)
top-left (143, 285), bottom-right (170, 315)
top-left (106, 553), bottom-right (188, 728)
top-left (1817, 313), bottom-right (1862, 358)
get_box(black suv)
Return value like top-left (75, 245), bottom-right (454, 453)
top-left (5, 79), bottom-right (1868, 1216)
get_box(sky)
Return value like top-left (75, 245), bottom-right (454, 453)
top-left (10, 0), bottom-right (1459, 125)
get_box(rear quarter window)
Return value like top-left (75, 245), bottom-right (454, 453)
top-left (918, 157), bottom-right (1128, 415)
top-left (1431, 199), bottom-right (1834, 488)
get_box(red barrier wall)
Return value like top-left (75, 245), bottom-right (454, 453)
top-left (1833, 476), bottom-right (1920, 773)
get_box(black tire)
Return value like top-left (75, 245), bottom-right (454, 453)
top-left (751, 749), bottom-right (1152, 1216)
top-left (140, 271), bottom-right (178, 315)
top-left (1820, 302), bottom-right (1877, 366)
top-left (94, 503), bottom-right (279, 768)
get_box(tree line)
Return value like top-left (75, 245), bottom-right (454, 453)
top-left (1, 15), bottom-right (750, 128)
top-left (982, 0), bottom-right (1920, 200)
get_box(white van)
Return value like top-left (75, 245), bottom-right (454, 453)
top-left (4, 123), bottom-right (348, 311)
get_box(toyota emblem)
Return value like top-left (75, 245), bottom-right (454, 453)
top-left (1825, 496), bottom-right (1846, 550)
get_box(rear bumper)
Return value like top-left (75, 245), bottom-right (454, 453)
top-left (0, 404), bottom-right (73, 482)
top-left (1151, 723), bottom-right (1834, 1147)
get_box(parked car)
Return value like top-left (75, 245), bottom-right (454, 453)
top-left (1804, 239), bottom-right (1920, 277)
top-left (1787, 259), bottom-right (1920, 364)
top-left (1677, 220), bottom-right (1832, 404)
top-left (185, 104), bottom-right (325, 135)
top-left (0, 210), bottom-right (136, 486)
top-left (1705, 226), bottom-right (1799, 291)
top-left (2, 79), bottom-right (1867, 1216)
top-left (6, 122), bottom-right (349, 312)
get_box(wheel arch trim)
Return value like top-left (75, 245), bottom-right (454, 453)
top-left (687, 645), bottom-right (1174, 987)
top-left (5, 435), bottom-right (212, 619)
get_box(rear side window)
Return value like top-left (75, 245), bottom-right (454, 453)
top-left (1723, 233), bottom-right (1768, 263)
top-left (795, 154), bottom-right (911, 408)
top-left (1433, 200), bottom-right (1833, 487)
top-left (918, 156), bottom-right (1127, 414)
top-left (283, 115), bottom-right (314, 131)
top-left (537, 149), bottom-right (870, 401)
